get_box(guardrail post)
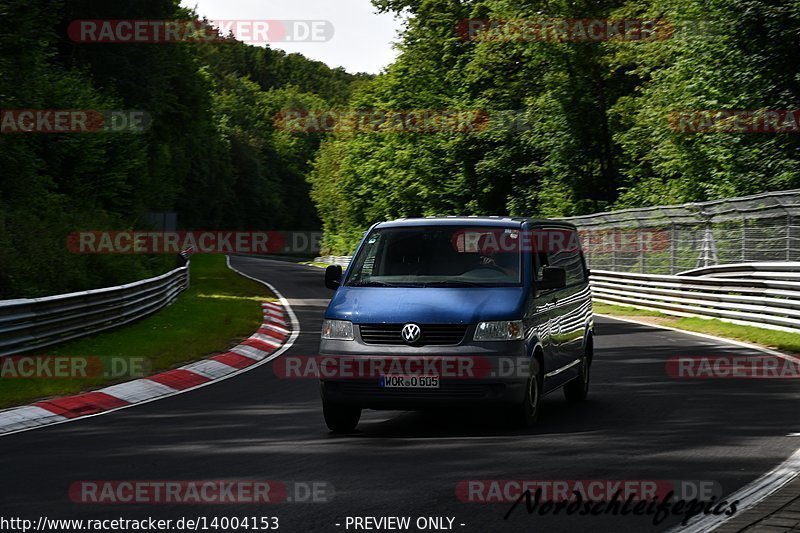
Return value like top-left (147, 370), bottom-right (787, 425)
top-left (787, 215), bottom-right (793, 261)
top-left (639, 229), bottom-right (645, 273)
top-left (611, 232), bottom-right (617, 272)
top-left (742, 218), bottom-right (747, 263)
top-left (670, 224), bottom-right (677, 274)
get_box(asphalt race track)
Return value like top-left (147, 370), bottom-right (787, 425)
top-left (1, 256), bottom-right (798, 532)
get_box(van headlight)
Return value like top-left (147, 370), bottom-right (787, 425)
top-left (322, 319), bottom-right (354, 340)
top-left (474, 320), bottom-right (524, 341)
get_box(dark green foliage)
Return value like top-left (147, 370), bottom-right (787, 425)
top-left (4, 0), bottom-right (799, 279)
top-left (310, 0), bottom-right (800, 254)
top-left (0, 0), bottom-right (367, 297)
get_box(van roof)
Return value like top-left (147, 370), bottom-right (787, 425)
top-left (375, 216), bottom-right (577, 230)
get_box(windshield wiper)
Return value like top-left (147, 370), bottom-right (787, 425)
top-left (349, 280), bottom-right (398, 287)
top-left (422, 280), bottom-right (485, 287)
top-left (351, 280), bottom-right (489, 288)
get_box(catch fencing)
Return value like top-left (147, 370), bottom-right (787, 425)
top-left (566, 189), bottom-right (800, 275)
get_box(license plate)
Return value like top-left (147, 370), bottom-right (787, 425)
top-left (379, 375), bottom-right (440, 388)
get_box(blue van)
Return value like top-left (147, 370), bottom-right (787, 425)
top-left (319, 217), bottom-right (593, 432)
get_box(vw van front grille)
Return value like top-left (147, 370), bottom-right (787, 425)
top-left (359, 324), bottom-right (468, 346)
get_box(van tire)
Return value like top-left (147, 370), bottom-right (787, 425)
top-left (512, 358), bottom-right (542, 427)
top-left (564, 340), bottom-right (592, 402)
top-left (323, 401), bottom-right (361, 433)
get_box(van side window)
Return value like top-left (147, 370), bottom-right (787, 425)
top-left (544, 228), bottom-right (585, 285)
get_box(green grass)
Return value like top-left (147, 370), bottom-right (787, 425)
top-left (0, 255), bottom-right (274, 409)
top-left (592, 302), bottom-right (667, 318)
top-left (594, 302), bottom-right (800, 353)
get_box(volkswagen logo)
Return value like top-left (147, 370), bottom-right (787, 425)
top-left (401, 323), bottom-right (422, 344)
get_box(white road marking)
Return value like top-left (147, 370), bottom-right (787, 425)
top-left (260, 323), bottom-right (290, 335)
top-left (98, 379), bottom-right (177, 403)
top-left (669, 447), bottom-right (800, 532)
top-left (180, 359), bottom-right (237, 380)
top-left (230, 344), bottom-right (269, 360)
top-left (599, 314), bottom-right (800, 532)
top-left (249, 333), bottom-right (281, 346)
top-left (0, 406), bottom-right (67, 432)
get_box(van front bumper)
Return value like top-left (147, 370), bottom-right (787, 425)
top-left (318, 338), bottom-right (530, 409)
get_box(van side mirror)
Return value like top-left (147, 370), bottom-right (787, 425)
top-left (324, 265), bottom-right (343, 290)
top-left (538, 266), bottom-right (567, 290)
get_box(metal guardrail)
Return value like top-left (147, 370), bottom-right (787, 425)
top-left (591, 262), bottom-right (800, 333)
top-left (678, 261), bottom-right (800, 279)
top-left (314, 256), bottom-right (352, 268)
top-left (0, 264), bottom-right (190, 357)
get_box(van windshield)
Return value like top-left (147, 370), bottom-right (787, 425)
top-left (346, 226), bottom-right (522, 287)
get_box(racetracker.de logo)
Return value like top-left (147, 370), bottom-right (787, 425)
top-left (667, 355), bottom-right (800, 379)
top-left (1, 110), bottom-right (150, 133)
top-left (669, 110), bottom-right (800, 133)
top-left (272, 355), bottom-right (528, 379)
top-left (68, 19), bottom-right (334, 43)
top-left (273, 109), bottom-right (532, 134)
top-left (67, 231), bottom-right (322, 255)
top-left (456, 18), bottom-right (673, 42)
top-left (452, 228), bottom-right (585, 254)
top-left (457, 479), bottom-right (721, 503)
top-left (580, 229), bottom-right (671, 253)
top-left (0, 356), bottom-right (148, 379)
top-left (69, 481), bottom-right (332, 504)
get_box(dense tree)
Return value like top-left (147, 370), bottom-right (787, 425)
top-left (4, 0), bottom-right (799, 285)
top-left (610, 0), bottom-right (800, 205)
top-left (0, 0), bottom-right (367, 297)
top-left (309, 0), bottom-right (800, 254)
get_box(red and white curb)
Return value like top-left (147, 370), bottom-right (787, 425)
top-left (0, 257), bottom-right (298, 436)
